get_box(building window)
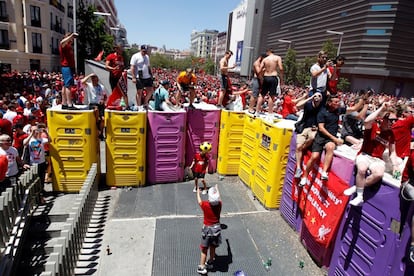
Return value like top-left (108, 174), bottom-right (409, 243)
top-left (0, 29), bottom-right (9, 49)
top-left (0, 1), bottom-right (8, 22)
top-left (366, 29), bottom-right (387, 35)
top-left (30, 5), bottom-right (41, 27)
top-left (30, 59), bottom-right (40, 71)
top-left (32, 32), bottom-right (42, 53)
top-left (371, 5), bottom-right (392, 11)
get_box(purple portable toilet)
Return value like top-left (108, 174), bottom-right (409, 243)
top-left (280, 132), bottom-right (303, 232)
top-left (185, 106), bottom-right (220, 172)
top-left (331, 145), bottom-right (358, 185)
top-left (329, 176), bottom-right (405, 275)
top-left (147, 110), bottom-right (187, 184)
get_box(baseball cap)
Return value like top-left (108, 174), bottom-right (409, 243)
top-left (208, 187), bottom-right (220, 205)
top-left (160, 80), bottom-right (170, 86)
top-left (141, 45), bottom-right (148, 51)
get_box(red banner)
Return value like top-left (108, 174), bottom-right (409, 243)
top-left (106, 71), bottom-right (128, 108)
top-left (292, 154), bottom-right (350, 248)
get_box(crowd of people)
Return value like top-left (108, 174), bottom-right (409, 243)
top-left (1, 38), bottom-right (414, 272)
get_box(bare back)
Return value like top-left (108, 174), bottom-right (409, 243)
top-left (262, 54), bottom-right (283, 77)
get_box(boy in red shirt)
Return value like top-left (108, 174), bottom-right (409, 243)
top-left (196, 183), bottom-right (222, 274)
top-left (190, 142), bottom-right (211, 194)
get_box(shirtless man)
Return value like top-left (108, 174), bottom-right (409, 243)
top-left (248, 53), bottom-right (267, 114)
top-left (255, 48), bottom-right (284, 114)
top-left (217, 50), bottom-right (236, 108)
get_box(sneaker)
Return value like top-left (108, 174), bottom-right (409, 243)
top-left (197, 265), bottom-right (207, 274)
top-left (193, 187), bottom-right (197, 193)
top-left (202, 189), bottom-right (207, 195)
top-left (61, 104), bottom-right (68, 110)
top-left (299, 177), bottom-right (307, 187)
top-left (188, 104), bottom-right (196, 110)
top-left (216, 104), bottom-right (225, 109)
top-left (67, 105), bottom-right (79, 110)
top-left (294, 167), bottom-right (302, 179)
top-left (409, 245), bottom-right (414, 263)
top-left (349, 196), bottom-right (364, 207)
top-left (343, 186), bottom-right (357, 196)
top-left (321, 171), bottom-right (329, 181)
top-left (205, 260), bottom-right (214, 270)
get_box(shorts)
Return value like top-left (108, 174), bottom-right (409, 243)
top-left (61, 67), bottom-right (74, 88)
top-left (356, 153), bottom-right (386, 172)
top-left (89, 103), bottom-right (105, 117)
top-left (193, 172), bottom-right (206, 179)
top-left (261, 76), bottom-right (279, 97)
top-left (252, 77), bottom-right (260, 98)
top-left (135, 77), bottom-right (153, 90)
top-left (200, 224), bottom-right (222, 249)
top-left (296, 127), bottom-right (317, 146)
top-left (311, 134), bottom-right (334, 153)
top-left (220, 74), bottom-right (230, 90)
top-left (179, 83), bottom-right (193, 92)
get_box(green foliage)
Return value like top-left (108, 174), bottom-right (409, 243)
top-left (322, 39), bottom-right (337, 59)
top-left (337, 77), bottom-right (351, 92)
top-left (76, 0), bottom-right (114, 73)
top-left (283, 48), bottom-right (297, 85)
top-left (296, 56), bottom-right (314, 87)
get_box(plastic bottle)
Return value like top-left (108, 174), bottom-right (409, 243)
top-left (120, 97), bottom-right (126, 110)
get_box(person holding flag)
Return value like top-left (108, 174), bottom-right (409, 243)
top-left (106, 70), bottom-right (128, 110)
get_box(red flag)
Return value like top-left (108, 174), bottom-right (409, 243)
top-left (94, 50), bottom-right (104, 61)
top-left (106, 71), bottom-right (128, 108)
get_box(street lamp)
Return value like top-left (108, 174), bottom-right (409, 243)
top-left (93, 12), bottom-right (111, 16)
top-left (244, 46), bottom-right (254, 80)
top-left (278, 39), bottom-right (292, 48)
top-left (326, 30), bottom-right (344, 56)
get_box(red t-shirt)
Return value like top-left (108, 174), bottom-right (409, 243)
top-left (281, 95), bottom-right (296, 118)
top-left (0, 154), bottom-right (8, 181)
top-left (392, 115), bottom-right (414, 158)
top-left (360, 124), bottom-right (395, 158)
top-left (200, 201), bottom-right (222, 226)
top-left (192, 152), bottom-right (209, 173)
top-left (106, 52), bottom-right (124, 78)
top-left (59, 43), bottom-right (75, 67)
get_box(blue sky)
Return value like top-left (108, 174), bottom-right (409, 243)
top-left (114, 0), bottom-right (241, 50)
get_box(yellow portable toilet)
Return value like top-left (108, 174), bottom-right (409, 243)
top-left (252, 119), bottom-right (295, 208)
top-left (47, 108), bottom-right (99, 192)
top-left (217, 110), bottom-right (245, 175)
top-left (105, 110), bottom-right (147, 187)
top-left (238, 114), bottom-right (261, 188)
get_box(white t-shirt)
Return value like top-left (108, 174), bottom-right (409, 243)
top-left (0, 146), bottom-right (20, 177)
top-left (28, 137), bottom-right (48, 164)
top-left (310, 63), bottom-right (329, 90)
top-left (84, 82), bottom-right (106, 105)
top-left (130, 52), bottom-right (151, 79)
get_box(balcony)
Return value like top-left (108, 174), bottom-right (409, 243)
top-left (50, 0), bottom-right (65, 13)
top-left (0, 42), bottom-right (9, 49)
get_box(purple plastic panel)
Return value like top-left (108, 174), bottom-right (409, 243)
top-left (329, 178), bottom-right (405, 275)
top-left (185, 108), bottom-right (220, 172)
top-left (390, 201), bottom-right (414, 276)
top-left (288, 132), bottom-right (297, 161)
top-left (146, 111), bottom-right (186, 184)
top-left (331, 151), bottom-right (356, 186)
top-left (280, 157), bottom-right (302, 232)
top-left (301, 222), bottom-right (335, 268)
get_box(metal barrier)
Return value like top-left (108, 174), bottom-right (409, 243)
top-left (0, 164), bottom-right (42, 276)
top-left (40, 163), bottom-right (99, 276)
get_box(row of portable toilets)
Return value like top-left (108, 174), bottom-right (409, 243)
top-left (47, 106), bottom-right (414, 275)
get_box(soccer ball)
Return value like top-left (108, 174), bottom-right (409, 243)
top-left (199, 141), bottom-right (212, 153)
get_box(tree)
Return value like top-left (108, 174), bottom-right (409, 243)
top-left (296, 56), bottom-right (314, 87)
top-left (283, 48), bottom-right (297, 85)
top-left (322, 39), bottom-right (337, 59)
top-left (76, 0), bottom-right (114, 73)
top-left (337, 77), bottom-right (351, 92)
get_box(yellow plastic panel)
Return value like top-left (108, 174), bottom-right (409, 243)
top-left (105, 110), bottom-right (147, 186)
top-left (217, 110), bottom-right (245, 175)
top-left (252, 119), bottom-right (294, 208)
top-left (47, 108), bottom-right (99, 192)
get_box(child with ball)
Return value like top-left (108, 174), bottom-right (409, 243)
top-left (190, 141), bottom-right (212, 194)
